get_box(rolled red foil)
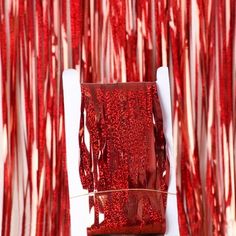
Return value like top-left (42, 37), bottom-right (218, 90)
top-left (79, 82), bottom-right (169, 235)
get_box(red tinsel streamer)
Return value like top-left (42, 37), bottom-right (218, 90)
top-left (0, 0), bottom-right (235, 235)
top-left (169, 0), bottom-right (236, 235)
top-left (0, 0), bottom-right (70, 235)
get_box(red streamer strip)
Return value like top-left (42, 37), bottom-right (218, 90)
top-left (0, 0), bottom-right (70, 235)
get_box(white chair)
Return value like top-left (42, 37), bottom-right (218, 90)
top-left (62, 67), bottom-right (179, 236)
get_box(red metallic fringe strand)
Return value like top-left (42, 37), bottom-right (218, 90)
top-left (0, 0), bottom-right (235, 235)
top-left (0, 0), bottom-right (70, 235)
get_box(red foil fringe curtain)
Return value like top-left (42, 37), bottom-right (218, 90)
top-left (0, 0), bottom-right (235, 236)
top-left (169, 1), bottom-right (236, 235)
top-left (0, 0), bottom-right (70, 235)
top-left (79, 83), bottom-right (168, 235)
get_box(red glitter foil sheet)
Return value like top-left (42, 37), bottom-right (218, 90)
top-left (79, 82), bottom-right (169, 235)
top-left (0, 0), bottom-right (235, 235)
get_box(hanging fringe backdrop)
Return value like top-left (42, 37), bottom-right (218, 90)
top-left (0, 0), bottom-right (235, 235)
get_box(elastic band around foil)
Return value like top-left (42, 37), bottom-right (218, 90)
top-left (70, 188), bottom-right (177, 199)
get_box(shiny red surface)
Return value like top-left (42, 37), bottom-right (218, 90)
top-left (80, 83), bottom-right (169, 235)
top-left (1, 1), bottom-right (235, 235)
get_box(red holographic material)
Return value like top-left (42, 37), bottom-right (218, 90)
top-left (79, 82), bottom-right (169, 235)
top-left (1, 0), bottom-right (235, 235)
